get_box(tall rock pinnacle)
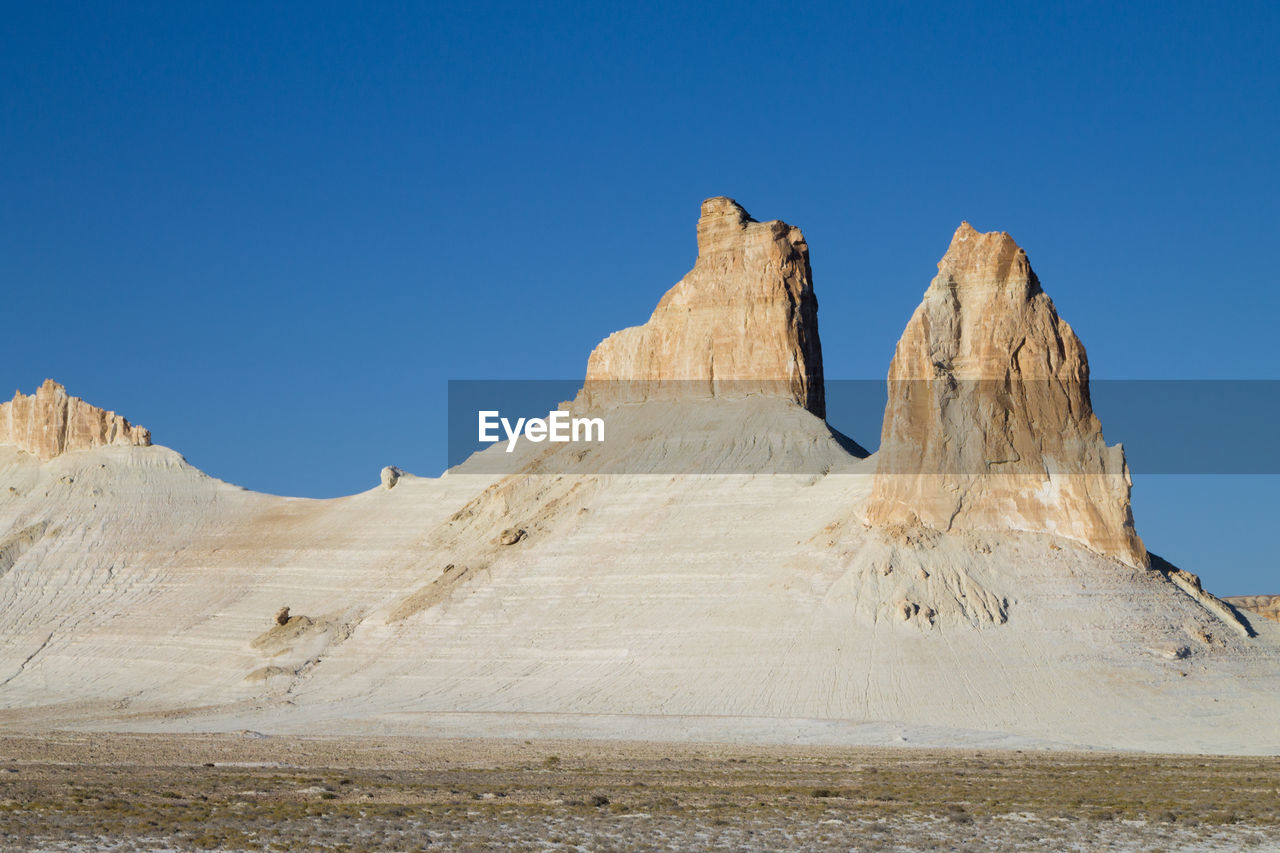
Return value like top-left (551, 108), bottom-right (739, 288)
top-left (0, 379), bottom-right (151, 461)
top-left (865, 223), bottom-right (1148, 568)
top-left (577, 197), bottom-right (825, 417)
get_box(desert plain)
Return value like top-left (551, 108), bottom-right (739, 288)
top-left (2, 734), bottom-right (1279, 852)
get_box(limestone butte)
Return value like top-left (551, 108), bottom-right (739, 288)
top-left (1225, 595), bottom-right (1280, 624)
top-left (576, 197), bottom-right (825, 417)
top-left (0, 379), bottom-right (151, 461)
top-left (865, 223), bottom-right (1148, 568)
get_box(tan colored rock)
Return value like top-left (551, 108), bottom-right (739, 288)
top-left (0, 379), bottom-right (151, 462)
top-left (1224, 595), bottom-right (1280, 623)
top-left (866, 224), bottom-right (1147, 568)
top-left (497, 527), bottom-right (527, 546)
top-left (576, 197), bottom-right (824, 417)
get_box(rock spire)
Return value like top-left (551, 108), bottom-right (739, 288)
top-left (577, 197), bottom-right (825, 417)
top-left (865, 223), bottom-right (1147, 568)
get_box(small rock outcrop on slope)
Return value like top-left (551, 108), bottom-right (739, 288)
top-left (380, 466), bottom-right (403, 490)
top-left (1225, 595), bottom-right (1280, 623)
top-left (865, 223), bottom-right (1148, 568)
top-left (577, 197), bottom-right (825, 417)
top-left (0, 379), bottom-right (151, 461)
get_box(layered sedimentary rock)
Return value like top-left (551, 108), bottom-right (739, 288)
top-left (0, 379), bottom-right (151, 461)
top-left (866, 223), bottom-right (1147, 568)
top-left (576, 197), bottom-right (824, 417)
top-left (1225, 595), bottom-right (1280, 624)
top-left (0, 198), bottom-right (1278, 758)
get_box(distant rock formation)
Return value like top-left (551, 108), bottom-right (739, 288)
top-left (1224, 595), bottom-right (1280, 623)
top-left (0, 379), bottom-right (151, 461)
top-left (576, 197), bottom-right (825, 417)
top-left (865, 224), bottom-right (1147, 568)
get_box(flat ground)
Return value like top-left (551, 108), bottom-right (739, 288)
top-left (0, 735), bottom-right (1276, 851)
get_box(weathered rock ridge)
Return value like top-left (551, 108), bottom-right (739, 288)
top-left (0, 379), bottom-right (151, 461)
top-left (1225, 595), bottom-right (1280, 624)
top-left (865, 223), bottom-right (1148, 568)
top-left (577, 197), bottom-right (825, 417)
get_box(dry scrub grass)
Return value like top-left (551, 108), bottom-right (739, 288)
top-left (0, 734), bottom-right (1275, 851)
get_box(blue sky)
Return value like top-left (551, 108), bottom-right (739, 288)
top-left (3, 2), bottom-right (1277, 593)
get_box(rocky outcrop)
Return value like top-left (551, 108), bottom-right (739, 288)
top-left (0, 380), bottom-right (151, 461)
top-left (576, 197), bottom-right (825, 417)
top-left (1161, 566), bottom-right (1254, 637)
top-left (865, 224), bottom-right (1147, 568)
top-left (1224, 595), bottom-right (1280, 623)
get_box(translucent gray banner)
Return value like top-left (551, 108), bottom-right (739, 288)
top-left (447, 380), bottom-right (1280, 475)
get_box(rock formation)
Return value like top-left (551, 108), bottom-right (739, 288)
top-left (576, 197), bottom-right (825, 417)
top-left (1225, 595), bottom-right (1280, 623)
top-left (865, 223), bottom-right (1148, 568)
top-left (0, 379), bottom-right (151, 461)
top-left (0, 198), bottom-right (1277, 758)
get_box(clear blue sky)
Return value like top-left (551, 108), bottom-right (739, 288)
top-left (3, 2), bottom-right (1277, 593)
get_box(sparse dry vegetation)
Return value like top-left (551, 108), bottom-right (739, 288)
top-left (0, 734), bottom-right (1275, 851)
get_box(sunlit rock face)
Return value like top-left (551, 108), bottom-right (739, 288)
top-left (866, 223), bottom-right (1148, 568)
top-left (0, 379), bottom-right (151, 461)
top-left (1225, 595), bottom-right (1280, 624)
top-left (577, 197), bottom-right (825, 417)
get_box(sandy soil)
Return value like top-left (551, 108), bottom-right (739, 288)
top-left (0, 733), bottom-right (1275, 851)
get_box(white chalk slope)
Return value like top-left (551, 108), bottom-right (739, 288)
top-left (0, 396), bottom-right (1276, 754)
